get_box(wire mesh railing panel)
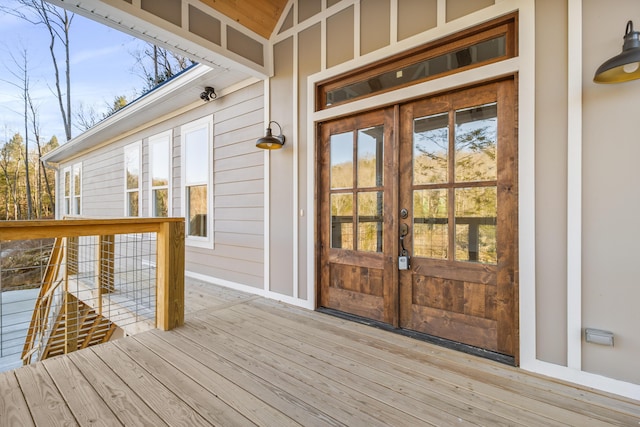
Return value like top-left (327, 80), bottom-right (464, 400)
top-left (0, 239), bottom-right (56, 371)
top-left (1, 232), bottom-right (159, 371)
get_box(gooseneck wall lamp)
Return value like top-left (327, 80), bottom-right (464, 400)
top-left (256, 121), bottom-right (286, 150)
top-left (594, 21), bottom-right (640, 83)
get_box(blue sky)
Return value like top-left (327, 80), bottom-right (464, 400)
top-left (0, 1), bottom-right (148, 144)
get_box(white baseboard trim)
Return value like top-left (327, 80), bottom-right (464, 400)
top-left (184, 271), bottom-right (314, 310)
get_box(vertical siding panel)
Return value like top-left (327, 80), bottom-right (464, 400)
top-left (270, 38), bottom-right (295, 296)
top-left (298, 23), bottom-right (322, 300)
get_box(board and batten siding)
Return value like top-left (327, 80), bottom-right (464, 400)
top-left (56, 81), bottom-right (264, 291)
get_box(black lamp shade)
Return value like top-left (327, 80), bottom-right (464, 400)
top-left (256, 122), bottom-right (285, 150)
top-left (594, 21), bottom-right (640, 83)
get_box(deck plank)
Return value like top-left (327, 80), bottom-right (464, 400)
top-left (1, 280), bottom-right (639, 426)
top-left (210, 302), bottom-right (568, 426)
top-left (238, 298), bottom-right (639, 426)
top-left (66, 348), bottom-right (167, 427)
top-left (131, 332), bottom-right (300, 427)
top-left (89, 343), bottom-right (213, 426)
top-left (0, 371), bottom-right (35, 427)
top-left (13, 363), bottom-right (77, 426)
top-left (174, 321), bottom-right (425, 426)
top-left (42, 355), bottom-right (122, 426)
top-left (147, 328), bottom-right (345, 427)
top-left (202, 306), bottom-right (508, 426)
top-left (112, 337), bottom-right (255, 426)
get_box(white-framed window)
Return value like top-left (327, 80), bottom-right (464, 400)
top-left (181, 115), bottom-right (213, 248)
top-left (63, 163), bottom-right (82, 216)
top-left (124, 142), bottom-right (141, 217)
top-left (149, 130), bottom-right (172, 217)
top-left (63, 167), bottom-right (71, 216)
top-left (73, 164), bottom-right (82, 215)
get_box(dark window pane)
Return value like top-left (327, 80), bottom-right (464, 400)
top-left (455, 103), bottom-right (497, 182)
top-left (357, 126), bottom-right (384, 188)
top-left (153, 189), bottom-right (169, 217)
top-left (414, 113), bottom-right (449, 185)
top-left (357, 191), bottom-right (383, 252)
top-left (413, 189), bottom-right (448, 259)
top-left (331, 193), bottom-right (353, 249)
top-left (330, 132), bottom-right (354, 189)
top-left (325, 35), bottom-right (506, 106)
top-left (188, 185), bottom-right (207, 237)
top-left (455, 187), bottom-right (497, 264)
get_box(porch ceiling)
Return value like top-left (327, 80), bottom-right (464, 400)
top-left (44, 0), bottom-right (288, 79)
top-left (198, 0), bottom-right (288, 39)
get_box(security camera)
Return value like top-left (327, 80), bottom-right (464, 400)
top-left (200, 86), bottom-right (217, 102)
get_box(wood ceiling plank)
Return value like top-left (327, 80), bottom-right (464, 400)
top-left (198, 0), bottom-right (288, 38)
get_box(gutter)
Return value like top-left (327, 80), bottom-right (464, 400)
top-left (42, 63), bottom-right (216, 164)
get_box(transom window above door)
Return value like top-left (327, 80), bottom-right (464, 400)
top-left (317, 13), bottom-right (516, 110)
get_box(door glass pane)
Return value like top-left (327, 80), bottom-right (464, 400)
top-left (330, 132), bottom-right (353, 189)
top-left (187, 185), bottom-right (207, 237)
top-left (455, 103), bottom-right (497, 182)
top-left (357, 126), bottom-right (383, 188)
top-left (413, 113), bottom-right (448, 185)
top-left (413, 189), bottom-right (447, 258)
top-left (331, 193), bottom-right (353, 249)
top-left (357, 191), bottom-right (383, 252)
top-left (455, 187), bottom-right (497, 264)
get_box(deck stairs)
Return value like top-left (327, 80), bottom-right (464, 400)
top-left (20, 238), bottom-right (118, 365)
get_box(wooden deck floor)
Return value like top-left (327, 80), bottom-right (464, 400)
top-left (1, 278), bottom-right (639, 426)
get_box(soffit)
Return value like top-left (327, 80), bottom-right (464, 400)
top-left (198, 0), bottom-right (288, 39)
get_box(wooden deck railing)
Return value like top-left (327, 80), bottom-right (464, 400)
top-left (0, 218), bottom-right (185, 366)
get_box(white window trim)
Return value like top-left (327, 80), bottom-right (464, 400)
top-left (148, 130), bottom-right (173, 218)
top-left (62, 163), bottom-right (82, 217)
top-left (181, 115), bottom-right (214, 249)
top-left (124, 141), bottom-right (142, 217)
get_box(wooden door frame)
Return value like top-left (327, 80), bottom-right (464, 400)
top-left (314, 77), bottom-right (519, 364)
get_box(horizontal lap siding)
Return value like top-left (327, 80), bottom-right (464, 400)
top-left (185, 83), bottom-right (265, 289)
top-left (57, 82), bottom-right (264, 291)
top-left (59, 144), bottom-right (125, 217)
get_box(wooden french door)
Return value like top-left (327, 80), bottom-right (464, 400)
top-left (318, 79), bottom-right (518, 360)
top-left (318, 108), bottom-right (397, 325)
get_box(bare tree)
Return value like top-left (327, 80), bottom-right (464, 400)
top-left (0, 134), bottom-right (25, 220)
top-left (0, 0), bottom-right (74, 141)
top-left (27, 86), bottom-right (55, 216)
top-left (73, 101), bottom-right (101, 133)
top-left (131, 42), bottom-right (194, 92)
top-left (1, 48), bottom-right (34, 218)
top-left (74, 95), bottom-right (129, 132)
